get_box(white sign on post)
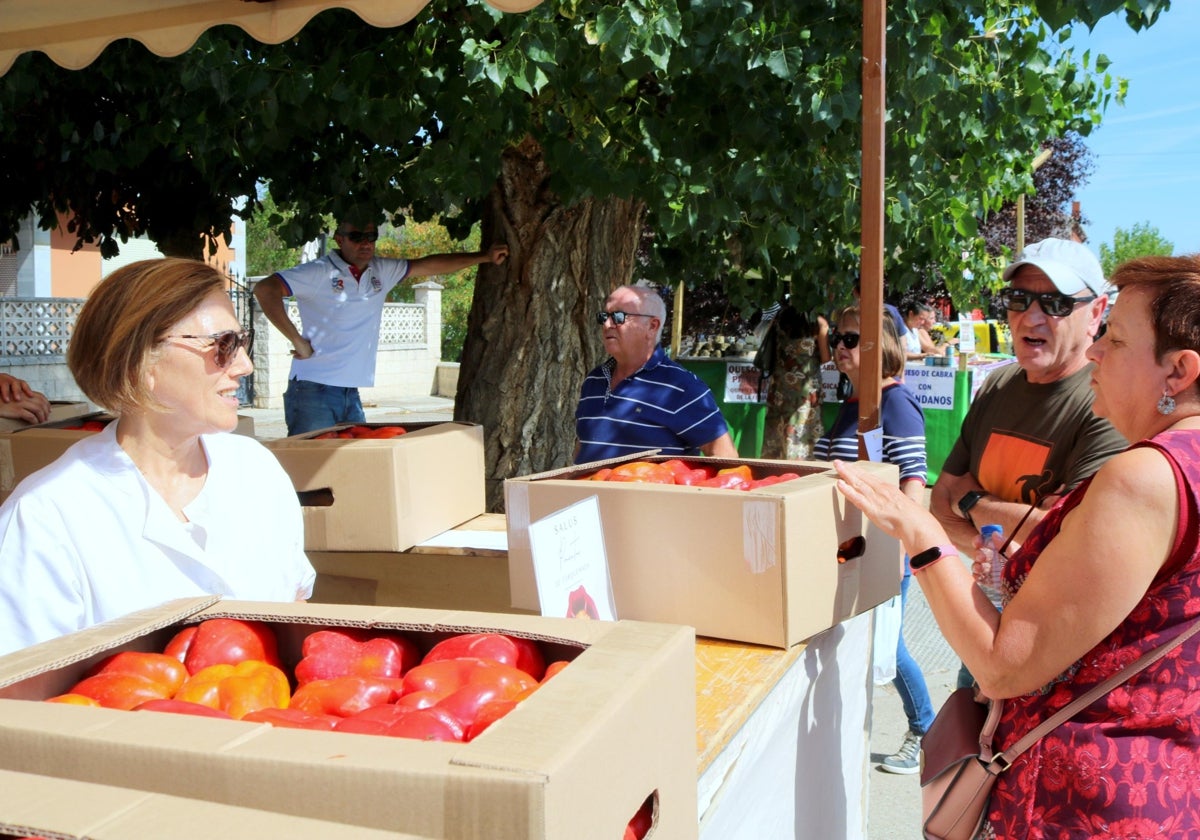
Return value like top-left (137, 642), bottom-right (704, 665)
top-left (527, 496), bottom-right (618, 621)
top-left (901, 364), bottom-right (957, 410)
top-left (957, 316), bottom-right (976, 354)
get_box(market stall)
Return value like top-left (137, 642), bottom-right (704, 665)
top-left (677, 355), bottom-right (767, 458)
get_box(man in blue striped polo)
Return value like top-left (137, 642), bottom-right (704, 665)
top-left (574, 285), bottom-right (738, 464)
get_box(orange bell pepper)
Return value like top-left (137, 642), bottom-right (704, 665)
top-left (87, 650), bottom-right (189, 695)
top-left (175, 660), bottom-right (291, 720)
top-left (66, 672), bottom-right (174, 710)
top-left (607, 461), bottom-right (676, 484)
top-left (289, 676), bottom-right (402, 718)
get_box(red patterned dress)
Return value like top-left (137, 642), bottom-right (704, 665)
top-left (984, 430), bottom-right (1200, 839)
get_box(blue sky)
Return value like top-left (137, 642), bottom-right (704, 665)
top-left (1071, 3), bottom-right (1200, 257)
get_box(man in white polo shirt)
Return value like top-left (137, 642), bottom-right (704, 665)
top-left (255, 208), bottom-right (507, 435)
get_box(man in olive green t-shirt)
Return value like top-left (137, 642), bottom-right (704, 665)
top-left (932, 239), bottom-right (1127, 560)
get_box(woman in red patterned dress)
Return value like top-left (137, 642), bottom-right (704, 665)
top-left (835, 254), bottom-right (1200, 838)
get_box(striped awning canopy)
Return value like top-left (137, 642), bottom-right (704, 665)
top-left (0, 0), bottom-right (543, 75)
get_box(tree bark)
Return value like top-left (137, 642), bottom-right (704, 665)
top-left (456, 135), bottom-right (646, 511)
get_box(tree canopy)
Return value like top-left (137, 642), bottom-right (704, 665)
top-left (0, 0), bottom-right (1170, 308)
top-left (1099, 221), bottom-right (1175, 276)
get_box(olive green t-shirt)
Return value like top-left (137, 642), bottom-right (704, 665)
top-left (942, 363), bottom-right (1128, 505)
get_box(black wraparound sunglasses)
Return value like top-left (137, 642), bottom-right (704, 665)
top-left (597, 311), bottom-right (654, 326)
top-left (340, 230), bottom-right (379, 243)
top-left (1001, 288), bottom-right (1096, 318)
top-left (829, 330), bottom-right (861, 350)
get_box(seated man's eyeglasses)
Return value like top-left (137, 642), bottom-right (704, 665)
top-left (1000, 288), bottom-right (1096, 318)
top-left (340, 230), bottom-right (379, 243)
top-left (596, 311), bottom-right (654, 326)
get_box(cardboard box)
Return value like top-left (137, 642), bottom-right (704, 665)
top-left (265, 421), bottom-right (487, 552)
top-left (0, 412), bottom-right (256, 502)
top-left (0, 598), bottom-right (696, 840)
top-left (0, 399), bottom-right (90, 432)
top-left (0, 769), bottom-right (425, 840)
top-left (505, 455), bottom-right (902, 649)
top-left (308, 513), bottom-right (525, 613)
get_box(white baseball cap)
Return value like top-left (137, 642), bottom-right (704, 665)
top-left (1001, 238), bottom-right (1106, 296)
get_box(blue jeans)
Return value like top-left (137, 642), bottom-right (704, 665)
top-left (284, 379), bottom-right (366, 436)
top-left (895, 571), bottom-right (936, 735)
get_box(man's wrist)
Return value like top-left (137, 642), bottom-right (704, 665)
top-left (956, 489), bottom-right (988, 523)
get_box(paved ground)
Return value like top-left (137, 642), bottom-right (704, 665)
top-left (244, 395), bottom-right (961, 838)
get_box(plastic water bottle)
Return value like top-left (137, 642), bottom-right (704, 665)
top-left (978, 524), bottom-right (1004, 609)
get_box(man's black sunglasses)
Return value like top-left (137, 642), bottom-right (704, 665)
top-left (596, 311), bottom-right (654, 326)
top-left (1001, 288), bottom-right (1096, 318)
top-left (340, 230), bottom-right (379, 243)
top-left (828, 330), bottom-right (861, 350)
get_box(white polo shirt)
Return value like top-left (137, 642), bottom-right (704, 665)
top-left (0, 421), bottom-right (316, 656)
top-left (278, 252), bottom-right (411, 388)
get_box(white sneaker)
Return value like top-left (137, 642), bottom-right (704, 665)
top-left (880, 729), bottom-right (921, 775)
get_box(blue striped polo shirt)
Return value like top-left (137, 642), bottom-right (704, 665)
top-left (574, 346), bottom-right (730, 464)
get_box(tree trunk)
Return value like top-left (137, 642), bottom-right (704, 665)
top-left (456, 135), bottom-right (646, 511)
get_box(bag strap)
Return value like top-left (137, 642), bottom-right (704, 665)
top-left (982, 616), bottom-right (1200, 774)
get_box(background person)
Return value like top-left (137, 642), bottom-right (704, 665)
top-left (834, 253), bottom-right (1200, 836)
top-left (902, 300), bottom-right (939, 359)
top-left (0, 372), bottom-right (51, 425)
top-left (574, 284), bottom-right (738, 463)
top-left (254, 208), bottom-right (508, 435)
top-left (813, 307), bottom-right (933, 774)
top-left (760, 304), bottom-right (830, 460)
top-left (0, 259), bottom-right (315, 656)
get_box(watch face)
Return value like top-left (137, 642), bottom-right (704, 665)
top-left (911, 545), bottom-right (944, 570)
top-left (958, 491), bottom-right (984, 515)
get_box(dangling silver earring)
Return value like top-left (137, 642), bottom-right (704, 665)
top-left (1158, 391), bottom-right (1177, 416)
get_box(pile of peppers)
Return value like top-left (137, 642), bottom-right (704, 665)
top-left (582, 459), bottom-right (800, 491)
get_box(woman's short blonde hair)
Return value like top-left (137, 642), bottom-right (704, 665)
top-left (835, 305), bottom-right (906, 379)
top-left (67, 258), bottom-right (228, 414)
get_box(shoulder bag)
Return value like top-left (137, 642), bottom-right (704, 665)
top-left (920, 617), bottom-right (1200, 840)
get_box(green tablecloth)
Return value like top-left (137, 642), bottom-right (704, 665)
top-left (678, 357), bottom-right (767, 458)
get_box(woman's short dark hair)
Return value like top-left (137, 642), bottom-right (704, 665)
top-left (67, 259), bottom-right (228, 414)
top-left (1110, 255), bottom-right (1200, 362)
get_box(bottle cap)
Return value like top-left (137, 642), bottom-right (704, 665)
top-left (980, 524), bottom-right (1004, 539)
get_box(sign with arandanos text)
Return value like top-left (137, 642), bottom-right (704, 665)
top-left (901, 365), bottom-right (956, 410)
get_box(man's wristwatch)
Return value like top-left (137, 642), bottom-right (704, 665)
top-left (957, 489), bottom-right (988, 521)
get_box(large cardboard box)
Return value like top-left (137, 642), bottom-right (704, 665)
top-left (0, 769), bottom-right (424, 840)
top-left (0, 412), bottom-right (255, 503)
top-left (0, 399), bottom-right (90, 432)
top-left (265, 421), bottom-right (487, 552)
top-left (309, 514), bottom-right (525, 613)
top-left (505, 455), bottom-right (902, 649)
top-left (0, 598), bottom-right (696, 840)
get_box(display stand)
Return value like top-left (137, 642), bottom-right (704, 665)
top-left (677, 356), bottom-right (767, 457)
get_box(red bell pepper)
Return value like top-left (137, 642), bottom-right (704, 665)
top-left (164, 618), bottom-right (282, 675)
top-left (242, 706), bottom-right (341, 731)
top-left (293, 628), bottom-right (421, 685)
top-left (422, 632), bottom-right (546, 680)
top-left (464, 699), bottom-right (518, 741)
top-left (747, 472), bottom-right (801, 490)
top-left (133, 699), bottom-right (235, 720)
top-left (401, 658), bottom-right (538, 732)
top-left (174, 660), bottom-right (291, 720)
top-left (289, 676), bottom-right (402, 718)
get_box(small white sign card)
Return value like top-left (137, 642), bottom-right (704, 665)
top-left (527, 495), bottom-right (618, 621)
